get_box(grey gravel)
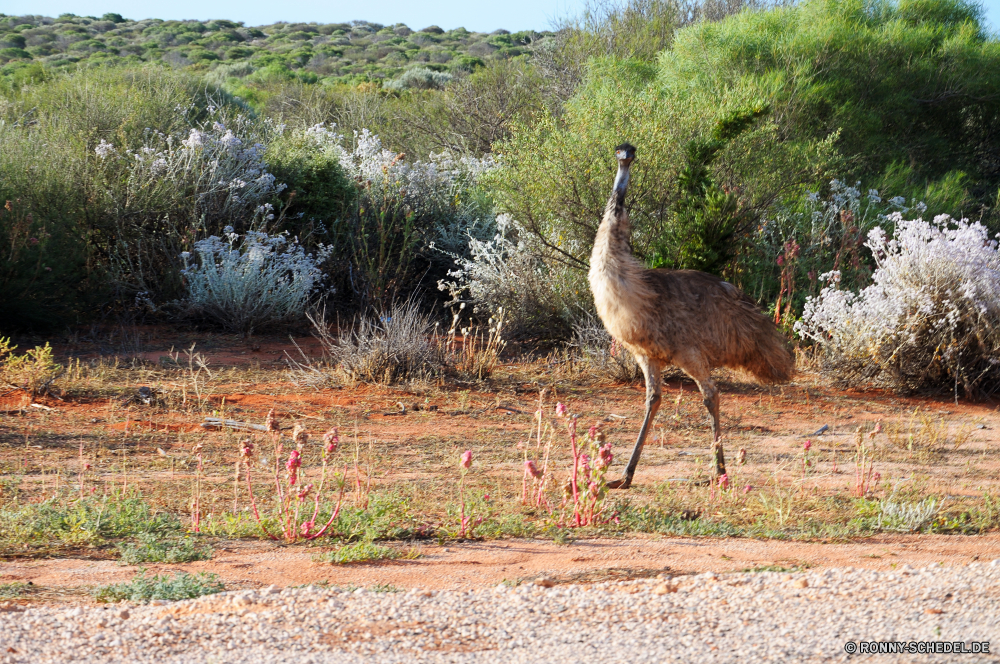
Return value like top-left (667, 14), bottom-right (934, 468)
top-left (1, 561), bottom-right (999, 663)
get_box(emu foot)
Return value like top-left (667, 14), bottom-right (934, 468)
top-left (606, 476), bottom-right (632, 490)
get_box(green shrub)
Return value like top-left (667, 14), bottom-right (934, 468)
top-left (0, 496), bottom-right (181, 553)
top-left (0, 338), bottom-right (63, 396)
top-left (116, 533), bottom-right (213, 565)
top-left (265, 126), bottom-right (356, 233)
top-left (489, 55), bottom-right (834, 307)
top-left (93, 570), bottom-right (224, 603)
top-left (0, 67), bottom-right (229, 325)
top-left (660, 0), bottom-right (1000, 205)
top-left (316, 538), bottom-right (416, 564)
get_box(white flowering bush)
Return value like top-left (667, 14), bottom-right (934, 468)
top-left (301, 124), bottom-right (497, 305)
top-left (98, 118), bottom-right (284, 225)
top-left (94, 114), bottom-right (287, 303)
top-left (436, 214), bottom-right (581, 338)
top-left (179, 226), bottom-right (330, 334)
top-left (795, 214), bottom-right (1000, 396)
top-left (742, 179), bottom-right (922, 326)
top-left (331, 127), bottom-right (494, 219)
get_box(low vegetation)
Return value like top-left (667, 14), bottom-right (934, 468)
top-left (93, 570), bottom-right (225, 603)
top-left (0, 14), bottom-right (542, 86)
top-left (116, 533), bottom-right (213, 565)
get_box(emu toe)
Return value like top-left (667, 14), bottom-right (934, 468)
top-left (606, 477), bottom-right (631, 490)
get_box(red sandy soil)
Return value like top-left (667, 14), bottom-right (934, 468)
top-left (2, 328), bottom-right (999, 605)
top-left (2, 535), bottom-right (998, 604)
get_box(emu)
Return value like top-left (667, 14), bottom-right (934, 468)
top-left (589, 143), bottom-right (793, 489)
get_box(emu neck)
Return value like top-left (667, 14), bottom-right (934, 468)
top-left (589, 162), bottom-right (652, 345)
top-left (591, 164), bottom-right (640, 275)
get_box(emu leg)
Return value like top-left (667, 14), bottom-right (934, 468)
top-left (682, 363), bottom-right (726, 480)
top-left (702, 381), bottom-right (726, 477)
top-left (608, 356), bottom-right (662, 490)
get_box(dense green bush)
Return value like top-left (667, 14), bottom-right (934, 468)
top-left (489, 55), bottom-right (834, 278)
top-left (659, 0), bottom-right (1000, 205)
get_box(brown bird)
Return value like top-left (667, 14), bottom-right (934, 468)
top-left (589, 143), bottom-right (793, 488)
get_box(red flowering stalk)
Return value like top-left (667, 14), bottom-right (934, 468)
top-left (459, 450), bottom-right (473, 537)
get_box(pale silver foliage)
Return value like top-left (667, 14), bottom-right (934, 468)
top-left (306, 123), bottom-right (497, 254)
top-left (877, 496), bottom-right (943, 532)
top-left (795, 214), bottom-right (1000, 395)
top-left (384, 67), bottom-right (454, 91)
top-left (180, 226), bottom-right (330, 334)
top-left (437, 214), bottom-right (581, 337)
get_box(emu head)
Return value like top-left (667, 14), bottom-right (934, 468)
top-left (615, 143), bottom-right (636, 169)
top-left (613, 143), bottom-right (637, 206)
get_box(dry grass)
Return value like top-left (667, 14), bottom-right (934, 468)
top-left (568, 314), bottom-right (642, 384)
top-left (312, 301), bottom-right (444, 385)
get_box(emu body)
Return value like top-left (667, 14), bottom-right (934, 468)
top-left (589, 143), bottom-right (793, 488)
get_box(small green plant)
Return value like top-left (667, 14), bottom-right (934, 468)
top-left (742, 563), bottom-right (811, 573)
top-left (0, 581), bottom-right (32, 599)
top-left (116, 533), bottom-right (213, 565)
top-left (315, 538), bottom-right (419, 564)
top-left (93, 570), bottom-right (224, 603)
top-left (0, 495), bottom-right (181, 554)
top-left (0, 338), bottom-right (63, 396)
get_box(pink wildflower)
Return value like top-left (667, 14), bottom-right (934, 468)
top-left (804, 439), bottom-right (812, 452)
top-left (323, 428), bottom-right (339, 454)
top-left (265, 409), bottom-right (280, 433)
top-left (460, 450), bottom-right (473, 469)
top-left (588, 481), bottom-right (599, 498)
top-left (525, 460), bottom-right (543, 479)
top-left (555, 402), bottom-right (567, 417)
top-left (718, 473), bottom-right (730, 490)
top-left (286, 450), bottom-right (301, 484)
top-left (597, 442), bottom-right (614, 468)
top-left (776, 255), bottom-right (785, 266)
top-left (743, 484), bottom-right (752, 494)
top-left (297, 483), bottom-right (313, 500)
top-left (292, 424), bottom-right (308, 448)
top-left (239, 439), bottom-right (254, 460)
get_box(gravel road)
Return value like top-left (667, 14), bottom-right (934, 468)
top-left (2, 561), bottom-right (998, 663)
